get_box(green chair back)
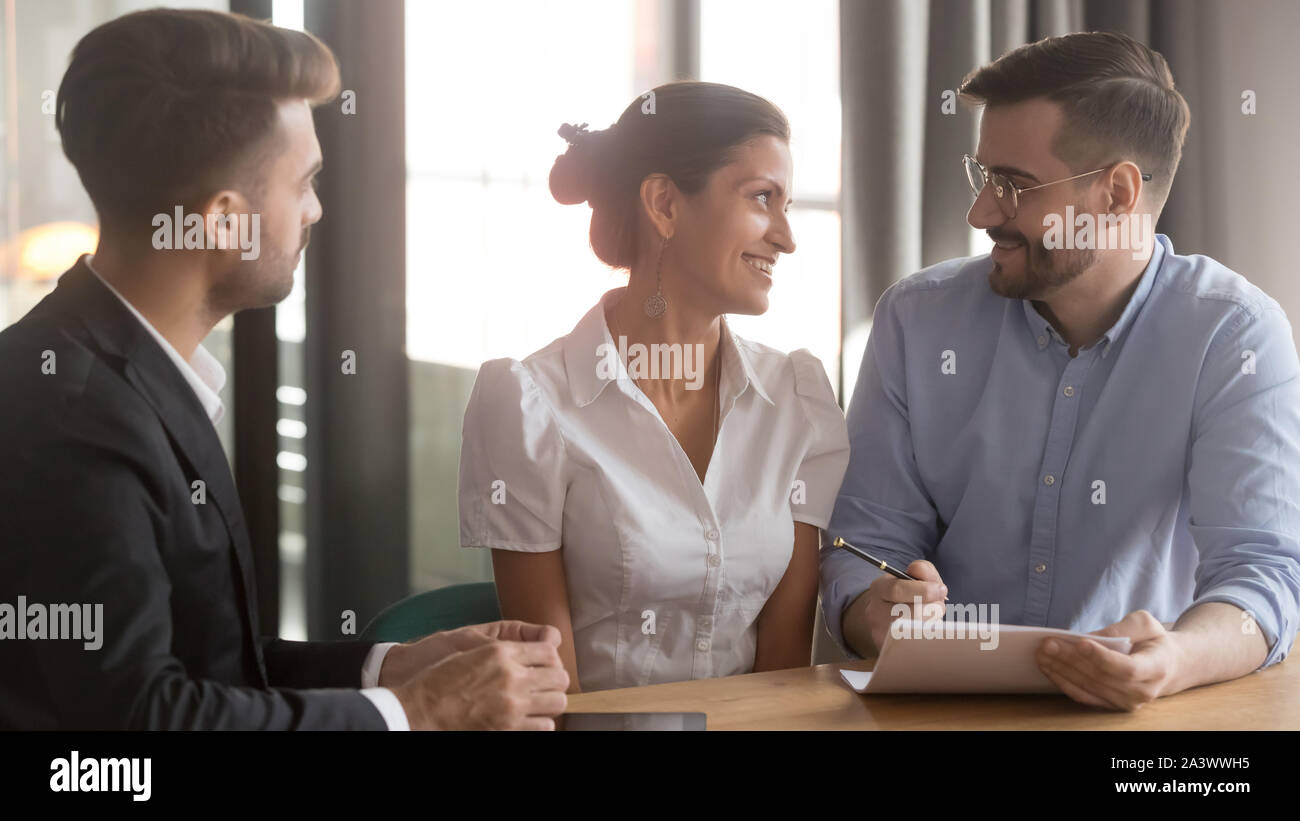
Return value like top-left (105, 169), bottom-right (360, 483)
top-left (360, 582), bottom-right (501, 643)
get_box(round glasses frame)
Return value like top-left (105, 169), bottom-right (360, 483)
top-left (962, 153), bottom-right (1151, 219)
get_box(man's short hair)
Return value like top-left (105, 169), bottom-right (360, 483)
top-left (56, 9), bottom-right (340, 232)
top-left (959, 30), bottom-right (1190, 204)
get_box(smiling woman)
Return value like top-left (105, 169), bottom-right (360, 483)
top-left (456, 81), bottom-right (851, 693)
top-left (551, 82), bottom-right (794, 318)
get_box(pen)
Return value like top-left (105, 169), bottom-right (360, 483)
top-left (832, 537), bottom-right (918, 580)
top-left (833, 537), bottom-right (949, 601)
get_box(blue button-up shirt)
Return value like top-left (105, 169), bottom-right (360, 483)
top-left (822, 235), bottom-right (1300, 667)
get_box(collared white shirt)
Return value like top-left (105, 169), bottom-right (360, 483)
top-left (86, 255), bottom-right (227, 425)
top-left (85, 255), bottom-right (407, 730)
top-left (459, 287), bottom-right (850, 691)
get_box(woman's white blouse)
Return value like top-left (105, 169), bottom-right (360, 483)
top-left (458, 288), bottom-right (850, 691)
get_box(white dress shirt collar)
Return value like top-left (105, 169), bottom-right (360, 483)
top-left (562, 287), bottom-right (774, 409)
top-left (83, 255), bottom-right (227, 426)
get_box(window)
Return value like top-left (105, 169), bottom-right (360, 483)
top-left (271, 0), bottom-right (309, 640)
top-left (700, 0), bottom-right (843, 396)
top-left (405, 0), bottom-right (657, 590)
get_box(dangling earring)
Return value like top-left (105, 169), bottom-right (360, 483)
top-left (644, 235), bottom-right (668, 319)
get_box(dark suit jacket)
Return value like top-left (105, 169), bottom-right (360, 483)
top-left (0, 258), bottom-right (387, 729)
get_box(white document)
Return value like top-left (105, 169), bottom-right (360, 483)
top-left (839, 621), bottom-right (1132, 694)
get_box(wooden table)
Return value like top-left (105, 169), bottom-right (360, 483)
top-left (564, 658), bottom-right (1300, 730)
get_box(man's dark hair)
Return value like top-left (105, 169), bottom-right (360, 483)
top-left (56, 9), bottom-right (340, 234)
top-left (959, 30), bottom-right (1190, 204)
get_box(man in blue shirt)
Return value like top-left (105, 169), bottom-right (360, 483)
top-left (822, 31), bottom-right (1300, 710)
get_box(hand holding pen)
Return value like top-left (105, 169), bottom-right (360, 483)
top-left (832, 537), bottom-right (949, 655)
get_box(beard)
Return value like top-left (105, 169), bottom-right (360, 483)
top-left (209, 227), bottom-right (309, 313)
top-left (987, 225), bottom-right (1097, 300)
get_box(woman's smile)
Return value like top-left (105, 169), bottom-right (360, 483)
top-left (742, 252), bottom-right (776, 282)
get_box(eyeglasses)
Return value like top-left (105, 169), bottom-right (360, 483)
top-left (962, 154), bottom-right (1152, 219)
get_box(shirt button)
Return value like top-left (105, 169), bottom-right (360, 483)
top-left (1043, 474), bottom-right (1055, 486)
top-left (1035, 562), bottom-right (1047, 573)
top-left (708, 554), bottom-right (721, 567)
top-left (705, 529), bottom-right (719, 541)
top-left (1037, 336), bottom-right (1048, 348)
top-left (700, 616), bottom-right (713, 627)
top-left (1063, 385), bottom-right (1075, 397)
top-left (696, 639), bottom-right (710, 651)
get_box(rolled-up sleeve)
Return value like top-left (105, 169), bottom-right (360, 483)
top-left (458, 358), bottom-right (568, 552)
top-left (821, 285), bottom-right (942, 656)
top-left (1187, 304), bottom-right (1300, 668)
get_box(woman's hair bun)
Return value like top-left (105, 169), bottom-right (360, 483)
top-left (550, 121), bottom-right (614, 206)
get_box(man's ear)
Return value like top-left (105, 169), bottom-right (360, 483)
top-left (638, 173), bottom-right (680, 242)
top-left (1104, 161), bottom-right (1144, 215)
top-left (199, 190), bottom-right (246, 251)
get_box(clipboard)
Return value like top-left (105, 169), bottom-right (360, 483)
top-left (840, 620), bottom-right (1132, 694)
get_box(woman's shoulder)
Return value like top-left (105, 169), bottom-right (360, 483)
top-left (731, 334), bottom-right (836, 405)
top-left (472, 337), bottom-right (569, 404)
top-left (733, 337), bottom-right (847, 463)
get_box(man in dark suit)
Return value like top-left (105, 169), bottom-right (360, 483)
top-left (0, 9), bottom-right (569, 730)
